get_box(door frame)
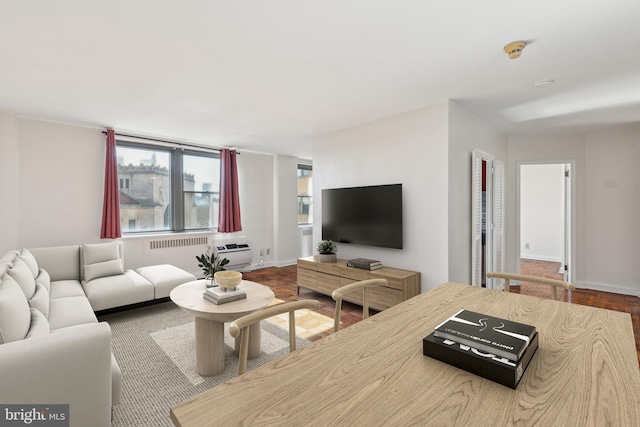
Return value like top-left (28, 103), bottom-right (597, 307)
top-left (516, 160), bottom-right (576, 283)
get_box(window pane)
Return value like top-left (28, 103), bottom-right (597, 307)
top-left (183, 154), bottom-right (218, 191)
top-left (297, 165), bottom-right (313, 224)
top-left (184, 192), bottom-right (219, 229)
top-left (183, 154), bottom-right (220, 230)
top-left (117, 146), bottom-right (172, 232)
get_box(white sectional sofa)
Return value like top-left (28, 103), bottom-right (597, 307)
top-left (0, 241), bottom-right (196, 427)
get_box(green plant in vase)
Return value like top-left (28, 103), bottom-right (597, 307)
top-left (317, 239), bottom-right (338, 263)
top-left (196, 247), bottom-right (230, 287)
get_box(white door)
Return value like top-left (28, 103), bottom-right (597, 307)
top-left (471, 151), bottom-right (484, 287)
top-left (492, 160), bottom-right (505, 291)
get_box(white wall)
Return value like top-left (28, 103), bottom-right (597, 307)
top-left (234, 151), bottom-right (275, 268)
top-left (17, 117), bottom-right (105, 247)
top-left (313, 102), bottom-right (450, 292)
top-left (447, 102), bottom-right (507, 284)
top-left (584, 125), bottom-right (640, 294)
top-left (272, 155), bottom-right (300, 266)
top-left (520, 164), bottom-right (564, 262)
top-left (0, 111), bottom-right (19, 253)
top-left (507, 134), bottom-right (587, 285)
top-left (507, 129), bottom-right (640, 296)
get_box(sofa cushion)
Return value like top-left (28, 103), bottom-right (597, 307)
top-left (25, 308), bottom-right (50, 339)
top-left (136, 264), bottom-right (197, 299)
top-left (49, 280), bottom-right (86, 300)
top-left (35, 268), bottom-right (51, 293)
top-left (111, 353), bottom-right (122, 405)
top-left (29, 283), bottom-right (50, 319)
top-left (48, 296), bottom-right (98, 331)
top-left (29, 246), bottom-right (81, 282)
top-left (7, 258), bottom-right (36, 299)
top-left (19, 248), bottom-right (39, 278)
top-left (0, 250), bottom-right (19, 264)
top-left (81, 242), bottom-right (124, 283)
top-left (84, 259), bottom-right (124, 282)
top-left (83, 271), bottom-right (154, 311)
top-left (0, 275), bottom-right (31, 344)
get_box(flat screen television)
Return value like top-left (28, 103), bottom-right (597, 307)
top-left (322, 184), bottom-right (403, 249)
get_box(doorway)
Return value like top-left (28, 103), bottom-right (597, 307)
top-left (518, 162), bottom-right (573, 283)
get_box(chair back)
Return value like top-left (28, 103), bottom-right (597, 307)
top-left (331, 278), bottom-right (387, 332)
top-left (229, 299), bottom-right (320, 375)
top-left (486, 272), bottom-right (575, 300)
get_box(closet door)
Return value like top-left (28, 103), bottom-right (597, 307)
top-left (491, 160), bottom-right (505, 291)
top-left (471, 150), bottom-right (501, 289)
top-left (471, 151), bottom-right (484, 287)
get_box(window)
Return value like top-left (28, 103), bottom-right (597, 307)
top-left (116, 142), bottom-right (220, 233)
top-left (297, 164), bottom-right (313, 224)
top-left (183, 153), bottom-right (220, 230)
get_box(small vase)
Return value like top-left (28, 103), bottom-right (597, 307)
top-left (206, 278), bottom-right (217, 288)
top-left (319, 253), bottom-right (337, 263)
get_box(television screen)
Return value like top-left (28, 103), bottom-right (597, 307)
top-left (322, 184), bottom-right (403, 249)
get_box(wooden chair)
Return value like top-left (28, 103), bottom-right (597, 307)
top-left (486, 272), bottom-right (575, 301)
top-left (229, 300), bottom-right (320, 375)
top-left (331, 278), bottom-right (387, 332)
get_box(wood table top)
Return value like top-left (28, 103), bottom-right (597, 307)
top-left (170, 281), bottom-right (640, 426)
top-left (170, 280), bottom-right (275, 323)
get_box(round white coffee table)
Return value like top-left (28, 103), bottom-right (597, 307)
top-left (170, 280), bottom-right (275, 376)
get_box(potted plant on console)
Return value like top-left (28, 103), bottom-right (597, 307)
top-left (196, 247), bottom-right (230, 287)
top-left (317, 239), bottom-right (338, 263)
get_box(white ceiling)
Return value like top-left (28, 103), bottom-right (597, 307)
top-left (1, 1), bottom-right (639, 159)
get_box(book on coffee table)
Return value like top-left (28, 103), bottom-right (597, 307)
top-left (433, 309), bottom-right (536, 362)
top-left (203, 286), bottom-right (246, 305)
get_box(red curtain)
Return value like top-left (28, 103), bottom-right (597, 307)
top-left (218, 149), bottom-right (242, 232)
top-left (100, 129), bottom-right (122, 239)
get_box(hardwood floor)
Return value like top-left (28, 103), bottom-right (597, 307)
top-left (242, 262), bottom-right (640, 365)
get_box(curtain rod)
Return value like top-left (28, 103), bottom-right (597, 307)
top-left (102, 131), bottom-right (239, 153)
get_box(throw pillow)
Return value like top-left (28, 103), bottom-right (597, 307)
top-left (0, 275), bottom-right (31, 344)
top-left (84, 259), bottom-right (124, 283)
top-left (35, 268), bottom-right (51, 293)
top-left (7, 257), bottom-right (36, 299)
top-left (19, 248), bottom-right (39, 278)
top-left (81, 242), bottom-right (124, 283)
top-left (25, 308), bottom-right (50, 339)
top-left (29, 283), bottom-right (50, 319)
top-left (82, 241), bottom-right (120, 265)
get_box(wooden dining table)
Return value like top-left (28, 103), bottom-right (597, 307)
top-left (170, 281), bottom-right (640, 426)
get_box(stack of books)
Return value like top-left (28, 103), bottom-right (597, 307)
top-left (423, 309), bottom-right (538, 389)
top-left (347, 258), bottom-right (382, 270)
top-left (203, 285), bottom-right (246, 305)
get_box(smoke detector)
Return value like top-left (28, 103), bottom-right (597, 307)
top-left (504, 41), bottom-right (526, 59)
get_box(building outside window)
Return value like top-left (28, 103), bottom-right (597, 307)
top-left (183, 153), bottom-right (220, 230)
top-left (297, 164), bottom-right (312, 224)
top-left (116, 142), bottom-right (220, 233)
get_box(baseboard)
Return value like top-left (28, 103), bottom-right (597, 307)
top-left (242, 259), bottom-right (297, 271)
top-left (520, 255), bottom-right (562, 263)
top-left (275, 259), bottom-right (297, 268)
top-left (576, 281), bottom-right (640, 297)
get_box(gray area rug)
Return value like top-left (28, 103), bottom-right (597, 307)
top-left (100, 301), bottom-right (311, 427)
